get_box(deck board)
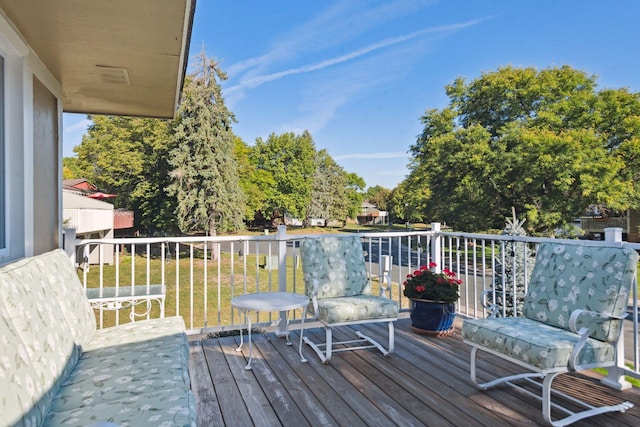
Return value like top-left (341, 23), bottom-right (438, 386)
top-left (189, 317), bottom-right (640, 426)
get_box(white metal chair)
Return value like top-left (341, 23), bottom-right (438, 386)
top-left (300, 236), bottom-right (398, 363)
top-left (462, 242), bottom-right (638, 426)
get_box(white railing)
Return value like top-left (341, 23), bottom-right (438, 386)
top-left (73, 223), bottom-right (640, 389)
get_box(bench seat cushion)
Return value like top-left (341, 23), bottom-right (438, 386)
top-left (50, 317), bottom-right (190, 413)
top-left (462, 317), bottom-right (616, 370)
top-left (44, 387), bottom-right (196, 427)
top-left (315, 295), bottom-right (398, 324)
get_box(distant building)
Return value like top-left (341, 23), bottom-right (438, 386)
top-left (357, 201), bottom-right (388, 225)
top-left (62, 179), bottom-right (135, 264)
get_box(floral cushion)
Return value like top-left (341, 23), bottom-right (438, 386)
top-left (0, 255), bottom-right (81, 426)
top-left (0, 250), bottom-right (196, 427)
top-left (0, 302), bottom-right (47, 427)
top-left (33, 250), bottom-right (97, 348)
top-left (461, 317), bottom-right (616, 370)
top-left (314, 295), bottom-right (398, 324)
top-left (462, 242), bottom-right (638, 371)
top-left (300, 236), bottom-right (370, 298)
top-left (51, 318), bottom-right (191, 413)
top-left (45, 387), bottom-right (196, 427)
top-left (523, 243), bottom-right (638, 342)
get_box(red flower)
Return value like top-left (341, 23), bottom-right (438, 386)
top-left (402, 261), bottom-right (461, 303)
top-left (443, 268), bottom-right (456, 277)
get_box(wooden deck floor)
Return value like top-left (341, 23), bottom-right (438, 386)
top-left (188, 316), bottom-right (640, 426)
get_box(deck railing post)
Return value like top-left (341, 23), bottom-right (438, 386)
top-left (276, 225), bottom-right (288, 336)
top-left (603, 227), bottom-right (632, 390)
top-left (431, 222), bottom-right (442, 273)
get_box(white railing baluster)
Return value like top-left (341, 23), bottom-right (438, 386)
top-left (175, 242), bottom-right (180, 317)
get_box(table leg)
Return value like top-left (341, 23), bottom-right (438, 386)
top-left (235, 308), bottom-right (244, 351)
top-left (235, 309), bottom-right (254, 370)
top-left (285, 310), bottom-right (292, 346)
top-left (245, 312), bottom-right (253, 370)
top-left (299, 306), bottom-right (307, 363)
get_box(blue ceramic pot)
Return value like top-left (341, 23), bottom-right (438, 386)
top-left (410, 299), bottom-right (456, 336)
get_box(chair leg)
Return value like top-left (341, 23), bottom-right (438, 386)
top-left (325, 326), bottom-right (333, 363)
top-left (470, 346), bottom-right (634, 426)
top-left (469, 346), bottom-right (543, 390)
top-left (303, 320), bottom-right (396, 363)
top-left (541, 372), bottom-right (634, 427)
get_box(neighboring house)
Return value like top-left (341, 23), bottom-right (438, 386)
top-left (579, 208), bottom-right (640, 242)
top-left (63, 188), bottom-right (114, 264)
top-left (357, 201), bottom-right (389, 225)
top-left (62, 179), bottom-right (137, 263)
top-left (63, 178), bottom-right (134, 235)
top-left (0, 1), bottom-right (195, 264)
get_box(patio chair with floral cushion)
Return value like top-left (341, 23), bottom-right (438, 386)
top-left (462, 242), bottom-right (638, 426)
top-left (300, 235), bottom-right (398, 363)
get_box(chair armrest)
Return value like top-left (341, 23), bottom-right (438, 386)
top-left (567, 309), bottom-right (627, 371)
top-left (568, 327), bottom-right (590, 371)
top-left (568, 308), bottom-right (627, 334)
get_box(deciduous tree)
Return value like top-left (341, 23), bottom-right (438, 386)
top-left (409, 65), bottom-right (638, 233)
top-left (307, 149), bottom-right (350, 226)
top-left (251, 131), bottom-right (316, 225)
top-left (70, 115), bottom-right (178, 234)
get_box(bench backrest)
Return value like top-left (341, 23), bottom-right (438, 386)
top-left (300, 236), bottom-right (370, 299)
top-left (0, 249), bottom-right (97, 426)
top-left (523, 242), bottom-right (638, 342)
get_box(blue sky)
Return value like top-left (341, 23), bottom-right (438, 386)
top-left (63, 0), bottom-right (640, 190)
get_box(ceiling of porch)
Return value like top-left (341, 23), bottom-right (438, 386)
top-left (0, 0), bottom-right (195, 118)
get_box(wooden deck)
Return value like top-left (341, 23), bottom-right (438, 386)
top-left (188, 316), bottom-right (640, 426)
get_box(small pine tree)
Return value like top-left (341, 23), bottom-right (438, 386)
top-left (488, 208), bottom-right (535, 317)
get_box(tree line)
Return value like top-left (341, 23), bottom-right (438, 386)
top-left (65, 58), bottom-right (640, 237)
top-left (64, 52), bottom-right (370, 236)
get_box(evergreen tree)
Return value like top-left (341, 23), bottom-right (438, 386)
top-left (487, 209), bottom-right (535, 317)
top-left (167, 52), bottom-right (246, 238)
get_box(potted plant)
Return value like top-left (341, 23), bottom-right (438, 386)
top-left (403, 262), bottom-right (461, 336)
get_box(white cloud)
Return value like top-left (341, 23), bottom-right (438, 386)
top-left (63, 118), bottom-right (92, 134)
top-left (226, 19), bottom-right (483, 96)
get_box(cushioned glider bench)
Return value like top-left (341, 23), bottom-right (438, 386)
top-left (462, 242), bottom-right (638, 426)
top-left (0, 249), bottom-right (196, 427)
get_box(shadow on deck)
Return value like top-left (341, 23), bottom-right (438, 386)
top-left (188, 316), bottom-right (640, 426)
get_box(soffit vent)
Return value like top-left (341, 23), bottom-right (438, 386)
top-left (96, 65), bottom-right (131, 86)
